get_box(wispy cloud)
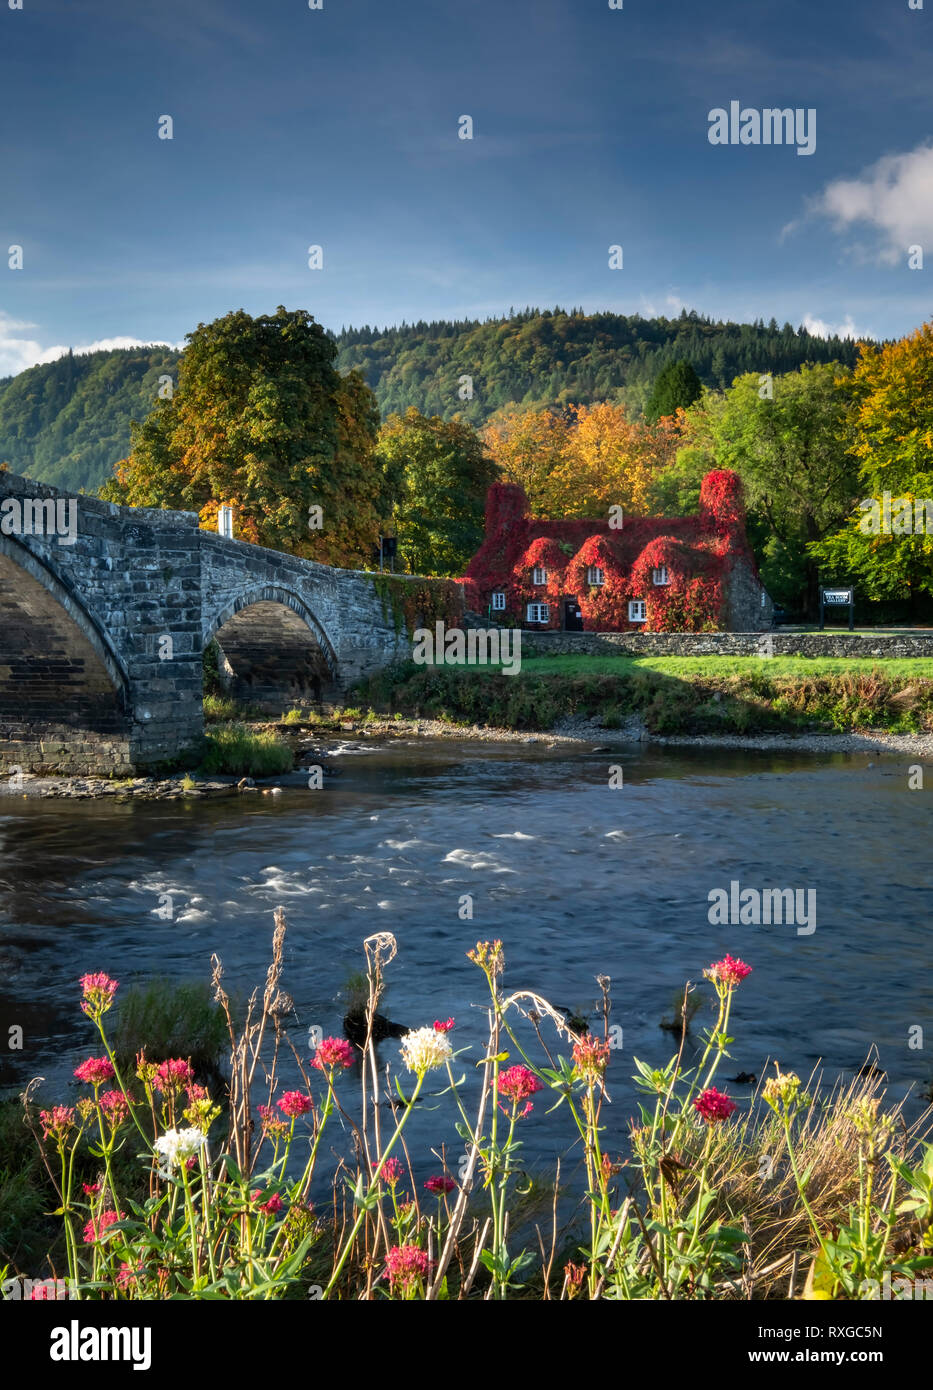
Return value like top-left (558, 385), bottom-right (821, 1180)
top-left (0, 314), bottom-right (182, 378)
top-left (801, 142), bottom-right (933, 264)
top-left (801, 313), bottom-right (865, 341)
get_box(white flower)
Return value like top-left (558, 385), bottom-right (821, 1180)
top-left (154, 1126), bottom-right (207, 1171)
top-left (399, 1026), bottom-right (453, 1076)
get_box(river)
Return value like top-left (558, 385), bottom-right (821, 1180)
top-left (1, 739), bottom-right (929, 1180)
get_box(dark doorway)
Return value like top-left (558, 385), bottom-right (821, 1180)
top-left (562, 598), bottom-right (584, 631)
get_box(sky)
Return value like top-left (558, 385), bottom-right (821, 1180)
top-left (1, 0), bottom-right (932, 376)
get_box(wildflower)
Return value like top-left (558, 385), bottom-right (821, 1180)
top-left (39, 1106), bottom-right (75, 1143)
top-left (424, 1175), bottom-right (457, 1196)
top-left (80, 972), bottom-right (118, 1020)
top-left (277, 1090), bottom-right (313, 1118)
top-left (762, 1069), bottom-right (807, 1113)
top-left (565, 1262), bottom-right (587, 1298)
top-left (116, 1263), bottom-right (143, 1291)
top-left (467, 940), bottom-right (504, 979)
top-left (497, 1065), bottom-right (542, 1117)
top-left (380, 1157), bottom-right (404, 1187)
top-left (28, 1278), bottom-right (70, 1300)
top-left (433, 1018), bottom-right (455, 1033)
top-left (310, 1036), bottom-right (355, 1072)
top-left (705, 954), bottom-right (752, 988)
top-left (183, 1093), bottom-right (221, 1131)
top-left (74, 1056), bottom-right (116, 1087)
top-left (572, 1036), bottom-right (611, 1085)
top-left (257, 1103), bottom-right (290, 1141)
top-left (399, 1026), bottom-right (453, 1076)
top-left (83, 1210), bottom-right (124, 1243)
top-left (849, 1097), bottom-right (896, 1151)
top-left (153, 1126), bottom-right (207, 1171)
top-left (253, 1190), bottom-right (284, 1216)
top-left (99, 1090), bottom-right (131, 1128)
top-left (152, 1058), bottom-right (195, 1093)
top-left (76, 1098), bottom-right (95, 1122)
top-left (282, 1201), bottom-right (316, 1253)
top-left (185, 1083), bottom-right (209, 1102)
top-left (693, 1087), bottom-right (738, 1123)
top-left (82, 1182), bottom-right (101, 1196)
top-left (384, 1244), bottom-right (433, 1297)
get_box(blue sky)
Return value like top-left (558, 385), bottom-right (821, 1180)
top-left (1, 0), bottom-right (932, 375)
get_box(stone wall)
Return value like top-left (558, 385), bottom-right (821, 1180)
top-left (522, 630), bottom-right (933, 658)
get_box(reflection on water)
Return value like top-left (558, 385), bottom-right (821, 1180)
top-left (0, 740), bottom-right (929, 1174)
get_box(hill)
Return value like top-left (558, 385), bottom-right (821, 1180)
top-left (0, 309), bottom-right (862, 492)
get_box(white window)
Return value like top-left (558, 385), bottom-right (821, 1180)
top-left (532, 566), bottom-right (548, 586)
top-left (526, 603), bottom-right (550, 623)
top-left (491, 591), bottom-right (506, 611)
top-left (586, 565), bottom-right (605, 586)
top-left (628, 599), bottom-right (647, 623)
top-left (652, 566), bottom-right (670, 586)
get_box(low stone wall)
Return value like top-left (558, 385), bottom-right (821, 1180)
top-left (522, 630), bottom-right (933, 659)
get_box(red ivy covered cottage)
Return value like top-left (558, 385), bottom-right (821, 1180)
top-left (463, 470), bottom-right (772, 632)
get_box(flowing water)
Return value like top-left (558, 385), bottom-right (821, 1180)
top-left (1, 740), bottom-right (929, 1181)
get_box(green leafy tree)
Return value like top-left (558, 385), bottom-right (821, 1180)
top-left (376, 407), bottom-right (497, 575)
top-left (101, 307), bottom-right (386, 564)
top-left (644, 360), bottom-right (702, 422)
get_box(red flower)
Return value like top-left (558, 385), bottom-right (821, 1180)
top-left (571, 1036), bottom-right (612, 1084)
top-left (79, 972), bottom-right (118, 1019)
top-left (74, 1056), bottom-right (116, 1087)
top-left (254, 1190), bottom-right (283, 1215)
top-left (384, 1244), bottom-right (433, 1296)
top-left (497, 1065), bottom-right (543, 1116)
top-left (83, 1182), bottom-right (101, 1196)
top-left (380, 1157), bottom-right (404, 1186)
top-left (277, 1090), bottom-right (313, 1118)
top-left (152, 1058), bottom-right (195, 1093)
top-left (311, 1037), bottom-right (355, 1071)
top-left (424, 1175), bottom-right (457, 1195)
top-left (693, 1087), bottom-right (738, 1123)
top-left (99, 1090), bottom-right (131, 1127)
top-left (433, 1018), bottom-right (455, 1033)
top-left (39, 1106), bottom-right (75, 1142)
top-left (83, 1210), bottom-right (124, 1243)
top-left (29, 1279), bottom-right (70, 1300)
top-left (706, 955), bottom-right (753, 987)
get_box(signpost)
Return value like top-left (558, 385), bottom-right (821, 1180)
top-left (378, 535), bottom-right (397, 573)
top-left (819, 585), bottom-right (855, 631)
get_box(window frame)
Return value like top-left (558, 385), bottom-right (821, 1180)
top-left (651, 566), bottom-right (670, 587)
top-left (586, 565), bottom-right (606, 587)
top-left (628, 599), bottom-right (647, 623)
top-left (490, 591), bottom-right (506, 611)
top-left (532, 565), bottom-right (548, 586)
top-left (526, 602), bottom-right (550, 624)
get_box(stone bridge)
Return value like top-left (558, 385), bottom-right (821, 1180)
top-left (0, 471), bottom-right (461, 774)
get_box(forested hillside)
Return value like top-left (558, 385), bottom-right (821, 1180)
top-left (0, 309), bottom-right (862, 493)
top-left (0, 346), bottom-right (180, 491)
top-left (332, 308), bottom-right (862, 426)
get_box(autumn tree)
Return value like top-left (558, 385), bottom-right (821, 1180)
top-left (481, 406), bottom-right (570, 513)
top-left (100, 306), bottom-right (388, 564)
top-left (376, 407), bottom-right (497, 575)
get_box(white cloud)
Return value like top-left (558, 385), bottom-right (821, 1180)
top-left (0, 316), bottom-right (181, 379)
top-left (801, 313), bottom-right (864, 341)
top-left (808, 142), bottom-right (933, 264)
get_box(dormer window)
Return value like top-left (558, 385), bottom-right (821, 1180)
top-left (586, 565), bottom-right (605, 587)
top-left (491, 591), bottom-right (506, 611)
top-left (652, 566), bottom-right (670, 586)
top-left (628, 599), bottom-right (647, 623)
top-left (532, 566), bottom-right (548, 586)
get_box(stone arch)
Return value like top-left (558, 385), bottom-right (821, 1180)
top-left (0, 534), bottom-right (132, 772)
top-left (204, 585), bottom-right (339, 709)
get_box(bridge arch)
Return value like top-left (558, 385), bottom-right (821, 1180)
top-left (203, 585), bottom-right (340, 709)
top-left (0, 534), bottom-right (132, 773)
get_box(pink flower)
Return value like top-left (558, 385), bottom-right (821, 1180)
top-left (571, 1036), bottom-right (611, 1084)
top-left (28, 1279), bottom-right (70, 1300)
top-left (497, 1065), bottom-right (543, 1116)
top-left (693, 1087), bottom-right (738, 1123)
top-left (259, 1192), bottom-right (283, 1216)
top-left (257, 1103), bottom-right (289, 1140)
top-left (384, 1244), bottom-right (433, 1296)
top-left (311, 1036), bottom-right (355, 1071)
top-left (82, 1182), bottom-right (100, 1196)
top-left (380, 1157), bottom-right (404, 1187)
top-left (706, 955), bottom-right (752, 988)
top-left (80, 972), bottom-right (118, 1019)
top-left (424, 1175), bottom-right (456, 1196)
top-left (277, 1090), bottom-right (313, 1118)
top-left (74, 1056), bottom-right (116, 1087)
top-left (83, 1210), bottom-right (124, 1243)
top-left (152, 1058), bottom-right (195, 1093)
top-left (433, 1018), bottom-right (455, 1033)
top-left (99, 1090), bottom-right (131, 1127)
top-left (39, 1106), bottom-right (75, 1142)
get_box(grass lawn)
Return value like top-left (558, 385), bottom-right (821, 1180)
top-left (428, 654), bottom-right (933, 681)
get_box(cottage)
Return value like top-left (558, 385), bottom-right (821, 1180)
top-left (463, 470), bottom-right (771, 632)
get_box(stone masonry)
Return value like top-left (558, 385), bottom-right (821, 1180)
top-left (0, 471), bottom-right (459, 774)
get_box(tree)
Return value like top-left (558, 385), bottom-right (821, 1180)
top-left (810, 324), bottom-right (933, 604)
top-left (101, 306), bottom-right (386, 565)
top-left (680, 366), bottom-right (858, 614)
top-left (645, 360), bottom-right (702, 421)
top-left (481, 406), bottom-right (570, 513)
top-left (376, 407), bottom-right (497, 575)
